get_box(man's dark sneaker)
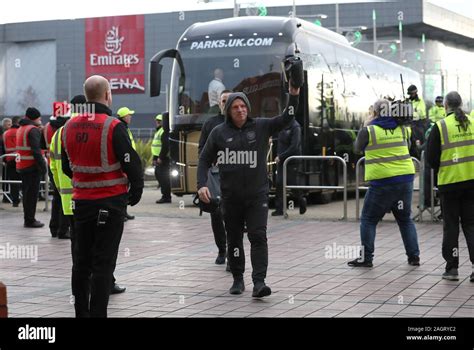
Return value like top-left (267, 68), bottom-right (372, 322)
top-left (2, 197), bottom-right (9, 203)
top-left (252, 282), bottom-right (272, 298)
top-left (58, 231), bottom-right (71, 239)
top-left (229, 279), bottom-right (245, 295)
top-left (408, 256), bottom-right (420, 266)
top-left (215, 252), bottom-right (226, 265)
top-left (156, 197), bottom-right (171, 204)
top-left (347, 258), bottom-right (373, 267)
top-left (226, 262), bottom-right (231, 272)
top-left (24, 221), bottom-right (45, 228)
top-left (299, 197), bottom-right (307, 215)
top-left (470, 273), bottom-right (474, 283)
top-left (12, 202), bottom-right (19, 208)
top-left (125, 213), bottom-right (135, 220)
top-left (50, 229), bottom-right (57, 238)
top-left (442, 268), bottom-right (459, 281)
top-left (271, 211), bottom-right (283, 217)
top-left (110, 284), bottom-right (126, 294)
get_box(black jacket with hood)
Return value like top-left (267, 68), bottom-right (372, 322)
top-left (197, 92), bottom-right (299, 199)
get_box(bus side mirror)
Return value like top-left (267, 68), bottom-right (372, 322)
top-left (150, 61), bottom-right (163, 97)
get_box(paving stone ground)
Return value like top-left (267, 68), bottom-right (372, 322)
top-left (0, 187), bottom-right (473, 318)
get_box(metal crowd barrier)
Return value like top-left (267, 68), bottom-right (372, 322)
top-left (355, 155), bottom-right (423, 221)
top-left (0, 153), bottom-right (50, 212)
top-left (283, 155), bottom-right (347, 220)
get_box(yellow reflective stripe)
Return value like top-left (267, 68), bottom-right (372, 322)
top-left (365, 154), bottom-right (411, 165)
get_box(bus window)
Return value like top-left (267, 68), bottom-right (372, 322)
top-left (172, 39), bottom-right (290, 128)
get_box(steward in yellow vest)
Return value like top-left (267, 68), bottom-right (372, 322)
top-left (349, 99), bottom-right (420, 267)
top-left (428, 96), bottom-right (446, 123)
top-left (426, 91), bottom-right (474, 282)
top-left (117, 107), bottom-right (136, 150)
top-left (152, 113), bottom-right (171, 203)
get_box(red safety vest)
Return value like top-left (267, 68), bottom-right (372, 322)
top-left (63, 113), bottom-right (128, 200)
top-left (43, 122), bottom-right (55, 165)
top-left (15, 125), bottom-right (37, 170)
top-left (43, 122), bottom-right (55, 148)
top-left (3, 128), bottom-right (18, 162)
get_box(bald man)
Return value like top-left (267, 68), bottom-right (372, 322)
top-left (208, 68), bottom-right (225, 113)
top-left (62, 75), bottom-right (144, 317)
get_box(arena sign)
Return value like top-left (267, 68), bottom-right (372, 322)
top-left (85, 15), bottom-right (145, 94)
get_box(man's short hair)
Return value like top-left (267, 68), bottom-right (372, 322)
top-left (2, 118), bottom-right (12, 127)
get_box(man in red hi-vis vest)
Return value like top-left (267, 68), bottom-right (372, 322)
top-left (62, 75), bottom-right (144, 318)
top-left (2, 116), bottom-right (21, 206)
top-left (16, 108), bottom-right (47, 228)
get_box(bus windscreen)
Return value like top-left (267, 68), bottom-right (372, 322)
top-left (172, 39), bottom-right (290, 126)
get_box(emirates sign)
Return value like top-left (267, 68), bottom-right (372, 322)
top-left (85, 15), bottom-right (145, 94)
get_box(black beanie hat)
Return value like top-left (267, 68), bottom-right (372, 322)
top-left (25, 107), bottom-right (41, 120)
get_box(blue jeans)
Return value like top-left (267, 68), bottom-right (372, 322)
top-left (360, 181), bottom-right (420, 262)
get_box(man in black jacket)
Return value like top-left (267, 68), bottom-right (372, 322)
top-left (18, 108), bottom-right (47, 228)
top-left (62, 75), bottom-right (144, 317)
top-left (197, 84), bottom-right (300, 298)
top-left (272, 119), bottom-right (306, 216)
top-left (198, 90), bottom-right (231, 267)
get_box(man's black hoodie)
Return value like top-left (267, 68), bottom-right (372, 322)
top-left (17, 118), bottom-right (47, 175)
top-left (197, 92), bottom-right (298, 199)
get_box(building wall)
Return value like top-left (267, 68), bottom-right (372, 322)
top-left (0, 0), bottom-right (472, 126)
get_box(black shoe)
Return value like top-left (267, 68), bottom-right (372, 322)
top-left (2, 197), bottom-right (10, 203)
top-left (347, 258), bottom-right (373, 267)
top-left (252, 282), bottom-right (272, 298)
top-left (215, 253), bottom-right (226, 265)
top-left (12, 202), bottom-right (19, 208)
top-left (271, 211), bottom-right (283, 216)
top-left (156, 197), bottom-right (171, 204)
top-left (24, 221), bottom-right (45, 228)
top-left (229, 279), bottom-right (245, 295)
top-left (110, 284), bottom-right (126, 294)
top-left (125, 213), bottom-right (135, 220)
top-left (470, 273), bottom-right (474, 283)
top-left (50, 230), bottom-right (57, 238)
top-left (299, 197), bottom-right (307, 215)
top-left (442, 268), bottom-right (459, 281)
top-left (123, 216), bottom-right (128, 222)
top-left (226, 262), bottom-right (231, 272)
top-left (408, 256), bottom-right (420, 266)
top-left (58, 231), bottom-right (71, 239)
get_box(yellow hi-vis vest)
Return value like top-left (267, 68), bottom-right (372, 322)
top-left (364, 125), bottom-right (415, 181)
top-left (411, 98), bottom-right (427, 120)
top-left (49, 127), bottom-right (73, 215)
top-left (429, 105), bottom-right (446, 123)
top-left (436, 113), bottom-right (474, 186)
top-left (127, 128), bottom-right (136, 150)
top-left (151, 127), bottom-right (164, 157)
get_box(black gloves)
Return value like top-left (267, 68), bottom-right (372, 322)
top-left (128, 187), bottom-right (143, 206)
top-left (284, 56), bottom-right (304, 88)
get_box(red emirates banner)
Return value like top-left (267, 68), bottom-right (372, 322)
top-left (85, 15), bottom-right (145, 94)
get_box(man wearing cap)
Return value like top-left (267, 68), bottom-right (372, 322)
top-left (197, 83), bottom-right (300, 298)
top-left (117, 107), bottom-right (137, 221)
top-left (407, 85), bottom-right (428, 156)
top-left (16, 107), bottom-right (47, 228)
top-left (429, 96), bottom-right (446, 123)
top-left (152, 113), bottom-right (171, 203)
